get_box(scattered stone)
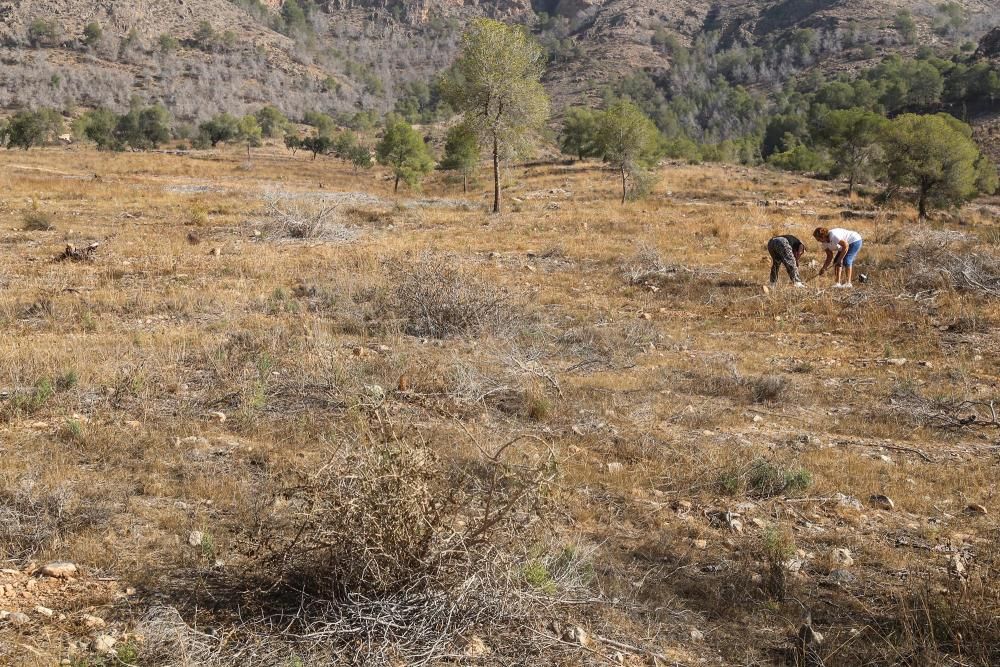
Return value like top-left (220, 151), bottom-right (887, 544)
top-left (965, 503), bottom-right (988, 516)
top-left (81, 614), bottom-right (106, 630)
top-left (832, 492), bottom-right (862, 511)
top-left (38, 561), bottom-right (77, 579)
top-left (875, 454), bottom-right (893, 464)
top-left (828, 569), bottom-right (856, 585)
top-left (831, 548), bottom-right (854, 568)
top-left (206, 411), bottom-right (226, 422)
top-left (882, 358), bottom-right (907, 366)
top-left (93, 634), bottom-right (117, 655)
top-left (34, 605), bottom-right (53, 617)
top-left (188, 530), bottom-right (204, 547)
top-left (689, 627), bottom-right (705, 642)
top-left (6, 611), bottom-right (30, 626)
top-left (692, 539), bottom-right (708, 550)
top-left (869, 494), bottom-right (895, 511)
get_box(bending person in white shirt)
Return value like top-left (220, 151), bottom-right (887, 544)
top-left (813, 227), bottom-right (863, 288)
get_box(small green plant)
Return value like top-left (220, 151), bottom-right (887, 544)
top-left (522, 560), bottom-right (556, 594)
top-left (59, 419), bottom-right (85, 444)
top-left (526, 390), bottom-right (551, 421)
top-left (719, 459), bottom-right (812, 497)
top-left (56, 368), bottom-right (78, 390)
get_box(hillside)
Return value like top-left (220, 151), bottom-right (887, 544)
top-left (0, 0), bottom-right (996, 121)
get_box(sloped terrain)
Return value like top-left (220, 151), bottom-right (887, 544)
top-left (0, 143), bottom-right (999, 664)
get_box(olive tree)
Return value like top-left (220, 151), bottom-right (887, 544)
top-left (444, 19), bottom-right (549, 213)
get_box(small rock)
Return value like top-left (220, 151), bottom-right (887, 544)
top-left (93, 634), bottom-right (116, 655)
top-left (965, 503), bottom-right (988, 516)
top-left (674, 500), bottom-right (692, 512)
top-left (831, 548), bottom-right (854, 568)
top-left (692, 539), bottom-right (708, 550)
top-left (828, 569), bottom-right (856, 585)
top-left (689, 627), bottom-right (705, 642)
top-left (606, 462), bottom-right (624, 474)
top-left (752, 414), bottom-right (763, 423)
top-left (869, 494), bottom-right (895, 511)
top-left (833, 492), bottom-right (862, 511)
top-left (38, 561), bottom-right (78, 579)
top-left (883, 358), bottom-right (907, 366)
top-left (7, 611), bottom-right (30, 626)
top-left (464, 635), bottom-right (491, 657)
top-left (876, 454), bottom-right (893, 464)
top-left (34, 605), bottom-right (53, 617)
top-left (784, 558), bottom-right (804, 573)
top-left (207, 411), bottom-right (226, 422)
top-left (949, 554), bottom-right (966, 578)
top-left (81, 614), bottom-right (105, 629)
top-left (188, 530), bottom-right (204, 547)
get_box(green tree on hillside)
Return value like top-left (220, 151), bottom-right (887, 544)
top-left (199, 113), bottom-right (240, 147)
top-left (816, 108), bottom-right (888, 195)
top-left (5, 109), bottom-right (62, 150)
top-left (439, 123), bottom-right (479, 193)
top-left (301, 134), bottom-right (332, 160)
top-left (882, 113), bottom-right (993, 218)
top-left (82, 22), bottom-right (103, 48)
top-left (559, 107), bottom-right (601, 161)
top-left (375, 118), bottom-right (434, 193)
top-left (255, 106), bottom-right (289, 138)
top-left (596, 100), bottom-right (663, 204)
top-left (444, 19), bottom-right (549, 213)
top-left (77, 108), bottom-right (118, 150)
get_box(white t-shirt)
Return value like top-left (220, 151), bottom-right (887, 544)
top-left (826, 228), bottom-right (862, 251)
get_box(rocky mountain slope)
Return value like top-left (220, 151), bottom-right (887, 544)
top-left (0, 0), bottom-right (996, 121)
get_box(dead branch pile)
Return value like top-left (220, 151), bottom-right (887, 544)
top-left (385, 253), bottom-right (523, 339)
top-left (258, 193), bottom-right (360, 242)
top-left (889, 389), bottom-right (999, 430)
top-left (618, 244), bottom-right (725, 286)
top-left (899, 232), bottom-right (1000, 297)
top-left (55, 242), bottom-right (98, 262)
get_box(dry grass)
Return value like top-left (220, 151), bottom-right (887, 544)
top-left (0, 144), bottom-right (999, 666)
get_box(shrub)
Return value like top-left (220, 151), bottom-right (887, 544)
top-left (719, 459), bottom-right (812, 498)
top-left (22, 205), bottom-right (55, 231)
top-left (385, 253), bottom-right (522, 339)
top-left (27, 18), bottom-right (62, 47)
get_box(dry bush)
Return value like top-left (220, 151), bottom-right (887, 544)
top-left (692, 366), bottom-right (790, 405)
top-left (899, 232), bottom-right (1000, 297)
top-left (22, 207), bottom-right (55, 231)
top-left (0, 479), bottom-right (114, 562)
top-left (385, 253), bottom-right (522, 339)
top-left (257, 193), bottom-right (361, 242)
top-left (167, 431), bottom-right (556, 665)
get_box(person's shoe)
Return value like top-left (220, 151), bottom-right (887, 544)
top-left (842, 282), bottom-right (853, 288)
top-left (793, 282), bottom-right (806, 288)
top-left (833, 283), bottom-right (846, 289)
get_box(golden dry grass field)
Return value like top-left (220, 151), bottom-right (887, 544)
top-left (0, 144), bottom-right (999, 666)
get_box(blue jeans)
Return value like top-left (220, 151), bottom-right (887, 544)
top-left (842, 239), bottom-right (862, 267)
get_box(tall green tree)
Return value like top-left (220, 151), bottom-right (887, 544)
top-left (439, 123), bottom-right (479, 193)
top-left (375, 118), bottom-right (434, 193)
top-left (444, 19), bottom-right (549, 213)
top-left (882, 113), bottom-right (990, 218)
top-left (816, 108), bottom-right (888, 195)
top-left (559, 107), bottom-right (601, 161)
top-left (596, 100), bottom-right (664, 204)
